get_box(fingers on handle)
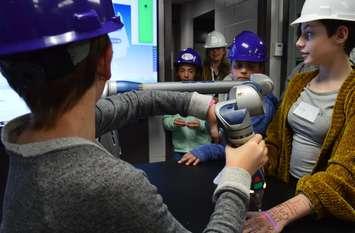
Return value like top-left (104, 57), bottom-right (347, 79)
top-left (259, 139), bottom-right (266, 147)
top-left (249, 134), bottom-right (263, 144)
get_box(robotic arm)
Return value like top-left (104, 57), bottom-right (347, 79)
top-left (215, 80), bottom-right (266, 146)
top-left (102, 73), bottom-right (273, 96)
top-left (103, 73), bottom-right (272, 210)
top-left (215, 81), bottom-right (267, 211)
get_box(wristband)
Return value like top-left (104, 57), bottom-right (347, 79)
top-left (261, 211), bottom-right (280, 231)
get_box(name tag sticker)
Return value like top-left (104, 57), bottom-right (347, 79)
top-left (293, 101), bottom-right (320, 123)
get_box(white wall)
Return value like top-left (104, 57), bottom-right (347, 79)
top-left (215, 0), bottom-right (258, 45)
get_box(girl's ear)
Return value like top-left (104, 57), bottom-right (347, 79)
top-left (334, 25), bottom-right (349, 45)
top-left (96, 45), bottom-right (113, 81)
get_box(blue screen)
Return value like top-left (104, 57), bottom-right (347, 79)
top-left (0, 0), bottom-right (158, 124)
top-left (110, 0), bottom-right (158, 83)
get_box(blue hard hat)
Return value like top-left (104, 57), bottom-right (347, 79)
top-left (175, 48), bottom-right (202, 68)
top-left (228, 31), bottom-right (267, 63)
top-left (0, 0), bottom-right (123, 56)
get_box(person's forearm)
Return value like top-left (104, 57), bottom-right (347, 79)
top-left (191, 143), bottom-right (225, 161)
top-left (267, 194), bottom-right (312, 227)
top-left (95, 91), bottom-right (192, 137)
top-left (205, 167), bottom-right (251, 233)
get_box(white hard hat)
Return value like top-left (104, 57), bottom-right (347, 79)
top-left (291, 0), bottom-right (355, 25)
top-left (204, 31), bottom-right (228, 48)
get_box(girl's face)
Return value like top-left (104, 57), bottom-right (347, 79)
top-left (231, 61), bottom-right (263, 81)
top-left (296, 21), bottom-right (342, 65)
top-left (208, 47), bottom-right (226, 63)
top-left (177, 64), bottom-right (196, 81)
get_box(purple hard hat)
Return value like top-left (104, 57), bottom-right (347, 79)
top-left (175, 48), bottom-right (202, 68)
top-left (228, 31), bottom-right (267, 63)
top-left (0, 0), bottom-right (123, 56)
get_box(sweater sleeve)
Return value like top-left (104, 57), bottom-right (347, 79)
top-left (107, 158), bottom-right (251, 232)
top-left (296, 113), bottom-right (355, 221)
top-left (95, 91), bottom-right (212, 137)
top-left (190, 143), bottom-right (225, 162)
top-left (264, 100), bottom-right (285, 176)
top-left (205, 167), bottom-right (251, 233)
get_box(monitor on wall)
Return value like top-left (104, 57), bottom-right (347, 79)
top-left (0, 0), bottom-right (158, 126)
top-left (0, 77), bottom-right (30, 127)
top-left (110, 0), bottom-right (158, 83)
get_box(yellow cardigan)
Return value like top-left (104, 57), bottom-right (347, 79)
top-left (265, 68), bottom-right (355, 221)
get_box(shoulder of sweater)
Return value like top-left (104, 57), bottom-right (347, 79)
top-left (337, 69), bottom-right (355, 96)
top-left (340, 69), bottom-right (355, 114)
top-left (282, 71), bottom-right (318, 101)
top-left (288, 70), bottom-right (318, 88)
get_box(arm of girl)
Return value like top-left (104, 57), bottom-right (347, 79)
top-left (243, 194), bottom-right (312, 233)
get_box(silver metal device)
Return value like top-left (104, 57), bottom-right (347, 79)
top-left (102, 74), bottom-right (273, 210)
top-left (101, 73), bottom-right (273, 97)
top-left (214, 79), bottom-right (269, 211)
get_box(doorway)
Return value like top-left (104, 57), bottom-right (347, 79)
top-left (193, 10), bottom-right (214, 63)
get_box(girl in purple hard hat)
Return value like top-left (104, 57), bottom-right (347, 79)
top-left (174, 48), bottom-right (203, 81)
top-left (179, 31), bottom-right (278, 167)
top-left (164, 48), bottom-right (211, 161)
top-left (227, 31), bottom-right (268, 81)
top-left (0, 1), bottom-right (268, 232)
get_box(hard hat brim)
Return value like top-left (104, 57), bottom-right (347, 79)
top-left (0, 20), bottom-right (123, 56)
top-left (204, 44), bottom-right (228, 49)
top-left (291, 14), bottom-right (355, 25)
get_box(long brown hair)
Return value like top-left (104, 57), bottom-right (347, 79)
top-left (202, 48), bottom-right (230, 81)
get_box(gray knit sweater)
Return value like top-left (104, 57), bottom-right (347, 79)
top-left (0, 91), bottom-right (251, 233)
